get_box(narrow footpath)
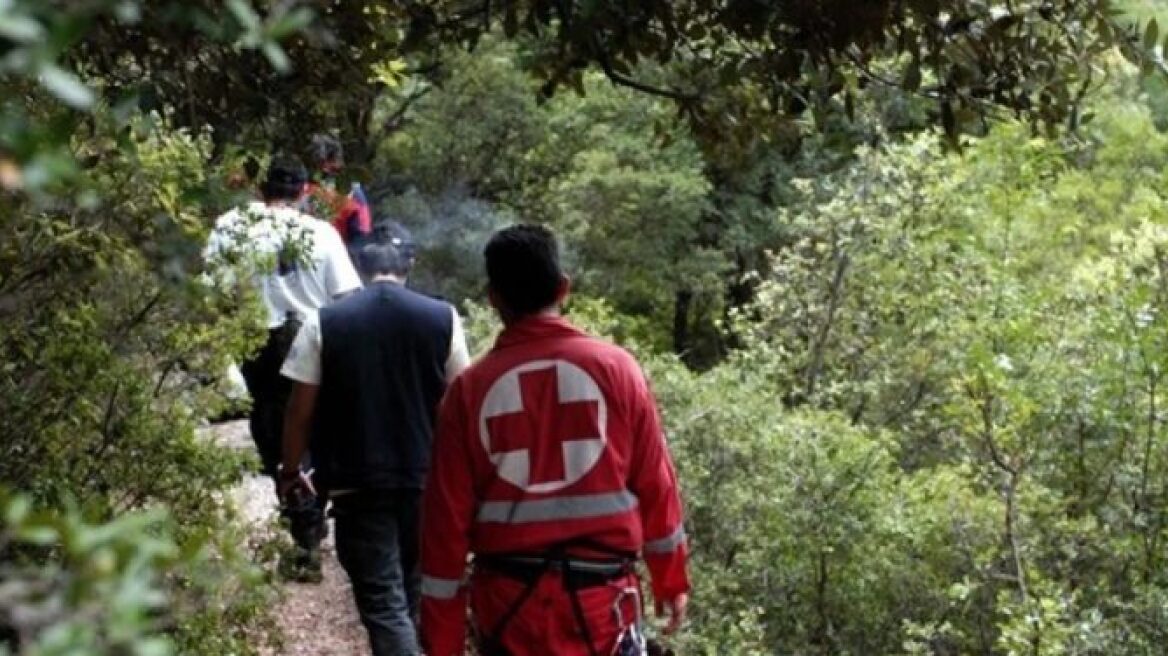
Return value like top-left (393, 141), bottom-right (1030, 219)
top-left (212, 420), bottom-right (369, 655)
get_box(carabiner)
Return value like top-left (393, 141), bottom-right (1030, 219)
top-left (611, 587), bottom-right (647, 656)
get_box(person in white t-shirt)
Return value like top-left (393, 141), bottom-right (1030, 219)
top-left (205, 154), bottom-right (361, 582)
top-left (206, 157), bottom-right (362, 331)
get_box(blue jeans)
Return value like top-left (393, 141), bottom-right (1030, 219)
top-left (332, 490), bottom-right (421, 655)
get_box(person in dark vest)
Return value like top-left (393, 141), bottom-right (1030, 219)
top-left (279, 224), bottom-right (470, 655)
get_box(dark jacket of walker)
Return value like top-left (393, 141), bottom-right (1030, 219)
top-left (311, 281), bottom-right (453, 491)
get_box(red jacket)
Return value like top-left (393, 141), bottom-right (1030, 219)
top-left (420, 314), bottom-right (690, 656)
top-left (302, 181), bottom-right (371, 243)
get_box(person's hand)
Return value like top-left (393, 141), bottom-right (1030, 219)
top-left (654, 593), bottom-right (688, 634)
top-left (276, 466), bottom-right (316, 501)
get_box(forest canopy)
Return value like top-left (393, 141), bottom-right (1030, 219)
top-left (2, 0), bottom-right (1160, 189)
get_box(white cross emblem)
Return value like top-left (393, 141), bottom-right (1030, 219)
top-left (478, 359), bottom-right (608, 493)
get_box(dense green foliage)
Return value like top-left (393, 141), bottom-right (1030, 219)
top-left (5, 0), bottom-right (1149, 193)
top-left (0, 112), bottom-right (275, 653)
top-left (381, 42), bottom-right (717, 355)
top-left (3, 9), bottom-right (290, 654)
top-left (652, 87), bottom-right (1168, 654)
top-left (0, 491), bottom-right (268, 656)
top-left (388, 0), bottom-right (1147, 150)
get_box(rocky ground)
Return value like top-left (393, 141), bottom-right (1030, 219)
top-left (211, 420), bottom-right (370, 655)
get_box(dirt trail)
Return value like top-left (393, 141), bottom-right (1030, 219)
top-left (211, 420), bottom-right (370, 656)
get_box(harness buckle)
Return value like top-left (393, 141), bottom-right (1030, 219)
top-left (612, 587), bottom-right (648, 656)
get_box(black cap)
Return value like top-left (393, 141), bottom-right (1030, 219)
top-left (375, 221), bottom-right (416, 259)
top-left (265, 155), bottom-right (308, 187)
top-left (262, 155), bottom-right (308, 200)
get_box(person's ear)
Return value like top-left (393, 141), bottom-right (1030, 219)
top-left (555, 275), bottom-right (571, 306)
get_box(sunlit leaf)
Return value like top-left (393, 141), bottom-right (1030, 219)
top-left (0, 13), bottom-right (44, 42)
top-left (115, 1), bottom-right (141, 23)
top-left (261, 41), bottom-right (290, 72)
top-left (4, 495), bottom-right (31, 525)
top-left (38, 64), bottom-right (95, 109)
top-left (226, 0), bottom-right (260, 31)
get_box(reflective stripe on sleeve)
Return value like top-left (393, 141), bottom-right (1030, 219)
top-left (643, 525), bottom-right (686, 554)
top-left (421, 575), bottom-right (461, 600)
top-left (476, 491), bottom-right (638, 524)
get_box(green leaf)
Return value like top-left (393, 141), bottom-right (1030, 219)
top-left (227, 0), bottom-right (260, 31)
top-left (4, 496), bottom-right (31, 526)
top-left (133, 637), bottom-right (173, 656)
top-left (115, 1), bottom-right (141, 23)
top-left (16, 525), bottom-right (58, 546)
top-left (39, 64), bottom-right (95, 109)
top-left (1146, 18), bottom-right (1159, 51)
top-left (261, 42), bottom-right (291, 73)
top-left (266, 6), bottom-right (314, 40)
top-left (0, 13), bottom-right (45, 42)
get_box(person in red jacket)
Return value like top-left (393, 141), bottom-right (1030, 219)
top-left (420, 224), bottom-right (690, 656)
top-left (302, 134), bottom-right (372, 245)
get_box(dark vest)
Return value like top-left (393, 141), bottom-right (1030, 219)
top-left (312, 281), bottom-right (453, 490)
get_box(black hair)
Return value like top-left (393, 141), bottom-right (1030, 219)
top-left (359, 222), bottom-right (415, 277)
top-left (484, 224), bottom-right (563, 316)
top-left (374, 221), bottom-right (417, 257)
top-left (261, 154), bottom-right (308, 201)
top-left (306, 134), bottom-right (343, 170)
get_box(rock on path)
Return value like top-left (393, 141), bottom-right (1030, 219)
top-left (211, 420), bottom-right (370, 655)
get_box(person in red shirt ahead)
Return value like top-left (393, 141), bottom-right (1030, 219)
top-left (420, 224), bottom-right (690, 656)
top-left (302, 134), bottom-right (372, 245)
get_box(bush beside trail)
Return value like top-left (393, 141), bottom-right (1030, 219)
top-left (1, 119), bottom-right (276, 654)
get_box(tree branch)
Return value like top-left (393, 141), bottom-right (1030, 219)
top-left (589, 35), bottom-right (699, 102)
top-left (82, 379), bottom-right (123, 488)
top-left (804, 247), bottom-right (850, 400)
top-left (380, 85), bottom-right (434, 134)
top-left (597, 57), bottom-right (700, 101)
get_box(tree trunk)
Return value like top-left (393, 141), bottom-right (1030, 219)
top-left (673, 288), bottom-right (693, 363)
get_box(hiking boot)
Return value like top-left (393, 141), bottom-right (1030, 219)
top-left (278, 546), bottom-right (323, 583)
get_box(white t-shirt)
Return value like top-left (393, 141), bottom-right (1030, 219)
top-left (205, 202), bottom-right (362, 328)
top-left (281, 304), bottom-right (471, 386)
